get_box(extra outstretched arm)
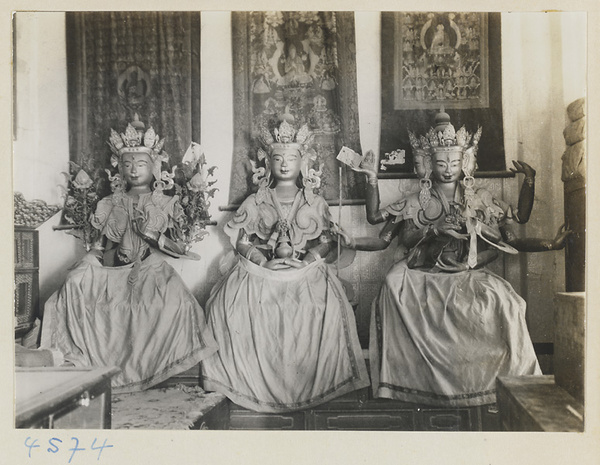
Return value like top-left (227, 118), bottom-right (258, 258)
top-left (364, 180), bottom-right (389, 224)
top-left (502, 223), bottom-right (571, 252)
top-left (341, 217), bottom-right (400, 251)
top-left (509, 160), bottom-right (536, 224)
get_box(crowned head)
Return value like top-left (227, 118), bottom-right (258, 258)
top-left (107, 114), bottom-right (168, 188)
top-left (408, 131), bottom-right (432, 179)
top-left (254, 119), bottom-right (319, 190)
top-left (413, 149), bottom-right (432, 179)
top-left (259, 119), bottom-right (313, 155)
top-left (409, 107), bottom-right (482, 181)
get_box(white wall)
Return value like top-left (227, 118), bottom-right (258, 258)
top-left (169, 11), bottom-right (236, 303)
top-left (13, 11), bottom-right (586, 342)
top-left (14, 12), bottom-right (70, 207)
top-left (561, 13), bottom-right (587, 109)
top-left (501, 12), bottom-right (585, 339)
top-left (13, 12), bottom-right (82, 307)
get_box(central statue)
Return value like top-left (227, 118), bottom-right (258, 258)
top-left (201, 119), bottom-right (369, 412)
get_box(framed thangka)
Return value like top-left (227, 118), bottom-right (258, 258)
top-left (380, 12), bottom-right (507, 177)
top-left (228, 11), bottom-right (364, 205)
top-left (394, 12), bottom-right (489, 111)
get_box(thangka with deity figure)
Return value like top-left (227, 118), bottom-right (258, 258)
top-left (380, 12), bottom-right (506, 176)
top-left (393, 12), bottom-right (489, 110)
top-left (229, 11), bottom-right (364, 204)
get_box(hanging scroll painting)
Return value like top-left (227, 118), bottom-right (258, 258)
top-left (380, 12), bottom-right (506, 177)
top-left (394, 12), bottom-right (489, 110)
top-left (65, 11), bottom-right (201, 199)
top-left (229, 11), bottom-right (364, 205)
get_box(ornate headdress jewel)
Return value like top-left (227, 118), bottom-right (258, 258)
top-left (274, 120), bottom-right (296, 143)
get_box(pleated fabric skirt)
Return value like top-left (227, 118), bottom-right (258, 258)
top-left (201, 256), bottom-right (369, 412)
top-left (41, 253), bottom-right (218, 394)
top-left (369, 260), bottom-right (541, 407)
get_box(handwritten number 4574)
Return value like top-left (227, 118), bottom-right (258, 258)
top-left (25, 436), bottom-right (114, 462)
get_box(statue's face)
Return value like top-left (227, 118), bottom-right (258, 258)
top-left (271, 148), bottom-right (301, 183)
top-left (432, 151), bottom-right (462, 183)
top-left (121, 153), bottom-right (154, 188)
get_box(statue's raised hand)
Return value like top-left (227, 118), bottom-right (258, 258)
top-left (347, 150), bottom-right (378, 180)
top-left (510, 160), bottom-right (536, 178)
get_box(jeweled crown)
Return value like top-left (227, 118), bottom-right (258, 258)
top-left (259, 120), bottom-right (314, 153)
top-left (107, 113), bottom-right (165, 158)
top-left (409, 108), bottom-right (482, 158)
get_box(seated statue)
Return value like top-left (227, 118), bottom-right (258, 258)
top-left (344, 110), bottom-right (568, 407)
top-left (40, 117), bottom-right (217, 393)
top-left (201, 120), bottom-right (369, 412)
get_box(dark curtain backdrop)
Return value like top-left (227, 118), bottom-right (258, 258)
top-left (380, 12), bottom-right (505, 176)
top-left (66, 12), bottom-right (201, 182)
top-left (229, 11), bottom-right (364, 205)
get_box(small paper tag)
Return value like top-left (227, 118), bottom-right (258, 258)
top-left (181, 143), bottom-right (194, 163)
top-left (336, 146), bottom-right (364, 169)
top-left (182, 142), bottom-right (203, 165)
